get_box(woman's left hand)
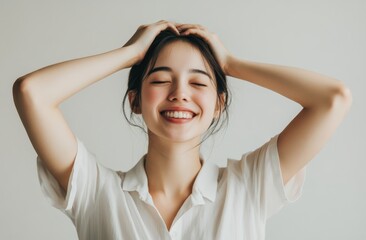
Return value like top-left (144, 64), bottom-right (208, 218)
top-left (176, 23), bottom-right (232, 75)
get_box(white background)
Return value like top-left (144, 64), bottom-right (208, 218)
top-left (1, 0), bottom-right (365, 239)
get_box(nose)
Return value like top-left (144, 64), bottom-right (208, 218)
top-left (168, 82), bottom-right (190, 102)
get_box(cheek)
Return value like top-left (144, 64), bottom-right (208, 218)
top-left (141, 87), bottom-right (165, 110)
top-left (198, 92), bottom-right (218, 115)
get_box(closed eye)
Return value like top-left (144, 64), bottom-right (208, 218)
top-left (192, 83), bottom-right (207, 87)
top-left (151, 81), bottom-right (170, 84)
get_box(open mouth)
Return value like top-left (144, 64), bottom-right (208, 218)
top-left (160, 111), bottom-right (196, 119)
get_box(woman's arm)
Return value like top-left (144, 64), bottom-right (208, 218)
top-left (226, 57), bottom-right (352, 184)
top-left (226, 57), bottom-right (350, 109)
top-left (178, 24), bottom-right (352, 185)
top-left (14, 47), bottom-right (139, 108)
top-left (13, 46), bottom-right (139, 193)
top-left (13, 20), bottom-right (180, 192)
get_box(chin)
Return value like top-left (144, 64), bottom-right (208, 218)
top-left (148, 129), bottom-right (203, 144)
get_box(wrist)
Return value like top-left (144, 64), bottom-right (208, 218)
top-left (119, 45), bottom-right (143, 68)
top-left (224, 54), bottom-right (236, 77)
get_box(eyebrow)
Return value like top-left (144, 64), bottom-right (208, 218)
top-left (147, 66), bottom-right (212, 79)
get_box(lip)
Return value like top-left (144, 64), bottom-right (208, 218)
top-left (160, 106), bottom-right (198, 123)
top-left (160, 106), bottom-right (197, 116)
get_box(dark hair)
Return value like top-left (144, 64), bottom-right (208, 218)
top-left (122, 30), bottom-right (231, 142)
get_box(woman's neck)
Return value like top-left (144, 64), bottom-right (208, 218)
top-left (144, 134), bottom-right (202, 199)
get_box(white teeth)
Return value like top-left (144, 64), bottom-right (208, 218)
top-left (163, 111), bottom-right (193, 119)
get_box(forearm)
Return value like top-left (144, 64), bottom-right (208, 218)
top-left (226, 56), bottom-right (349, 108)
top-left (14, 46), bottom-right (139, 107)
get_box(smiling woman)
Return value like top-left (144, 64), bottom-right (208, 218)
top-left (123, 29), bottom-right (230, 142)
top-left (142, 42), bottom-right (220, 146)
top-left (12, 20), bottom-right (351, 239)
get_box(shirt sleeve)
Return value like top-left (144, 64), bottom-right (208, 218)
top-left (36, 137), bottom-right (99, 218)
top-left (239, 134), bottom-right (306, 220)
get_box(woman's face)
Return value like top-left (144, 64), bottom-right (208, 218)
top-left (139, 41), bottom-right (219, 143)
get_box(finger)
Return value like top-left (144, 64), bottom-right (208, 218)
top-left (180, 28), bottom-right (211, 43)
top-left (156, 19), bottom-right (168, 24)
top-left (156, 21), bottom-right (180, 35)
top-left (166, 22), bottom-right (181, 35)
top-left (177, 24), bottom-right (206, 31)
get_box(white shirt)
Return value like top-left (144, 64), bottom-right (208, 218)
top-left (37, 134), bottom-right (306, 240)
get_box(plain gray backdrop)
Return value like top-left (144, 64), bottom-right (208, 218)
top-left (1, 0), bottom-right (365, 239)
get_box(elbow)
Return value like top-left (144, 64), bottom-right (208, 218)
top-left (329, 84), bottom-right (353, 110)
top-left (12, 75), bottom-right (39, 105)
top-left (13, 77), bottom-right (26, 99)
top-left (13, 76), bottom-right (31, 98)
top-left (13, 76), bottom-right (56, 108)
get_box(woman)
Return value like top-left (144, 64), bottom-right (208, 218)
top-left (13, 20), bottom-right (352, 239)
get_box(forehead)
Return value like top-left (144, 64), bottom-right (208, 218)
top-left (153, 41), bottom-right (213, 75)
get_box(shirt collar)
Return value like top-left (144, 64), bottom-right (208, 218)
top-left (122, 154), bottom-right (219, 204)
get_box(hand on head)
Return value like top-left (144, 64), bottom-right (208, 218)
top-left (123, 20), bottom-right (232, 74)
top-left (176, 23), bottom-right (232, 75)
top-left (122, 20), bottom-right (180, 65)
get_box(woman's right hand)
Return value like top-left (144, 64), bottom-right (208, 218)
top-left (122, 20), bottom-right (180, 65)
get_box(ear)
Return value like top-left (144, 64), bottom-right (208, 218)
top-left (214, 93), bottom-right (226, 118)
top-left (128, 90), bottom-right (142, 114)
